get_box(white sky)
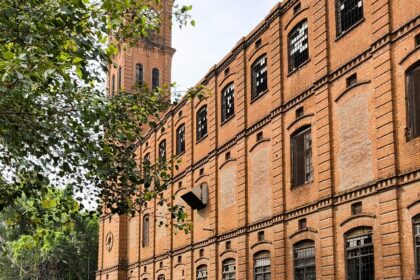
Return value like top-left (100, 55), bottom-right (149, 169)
top-left (172, 0), bottom-right (280, 92)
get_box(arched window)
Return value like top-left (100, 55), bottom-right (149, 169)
top-left (254, 251), bottom-right (270, 280)
top-left (142, 215), bottom-right (150, 247)
top-left (336, 0), bottom-right (364, 36)
top-left (414, 215), bottom-right (420, 276)
top-left (196, 106), bottom-right (208, 141)
top-left (221, 83), bottom-right (235, 122)
top-left (111, 74), bottom-right (116, 96)
top-left (136, 63), bottom-right (144, 85)
top-left (222, 258), bottom-right (236, 280)
top-left (294, 240), bottom-right (316, 280)
top-left (176, 124), bottom-right (186, 155)
top-left (157, 275), bottom-right (165, 280)
top-left (251, 55), bottom-right (268, 100)
top-left (288, 20), bottom-right (309, 73)
top-left (406, 62), bottom-right (420, 140)
top-left (196, 265), bottom-right (208, 280)
top-left (152, 68), bottom-right (160, 90)
top-left (345, 227), bottom-right (374, 280)
top-left (291, 126), bottom-right (313, 187)
top-left (118, 66), bottom-right (122, 90)
top-left (159, 140), bottom-right (166, 163)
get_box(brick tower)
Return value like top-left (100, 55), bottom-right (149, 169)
top-left (97, 2), bottom-right (174, 280)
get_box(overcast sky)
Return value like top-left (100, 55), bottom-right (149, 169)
top-left (171, 0), bottom-right (280, 93)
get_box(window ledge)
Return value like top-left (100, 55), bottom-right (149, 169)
top-left (175, 151), bottom-right (186, 159)
top-left (196, 134), bottom-right (208, 144)
top-left (291, 180), bottom-right (314, 190)
top-left (250, 89), bottom-right (269, 104)
top-left (221, 114), bottom-right (235, 126)
top-left (335, 18), bottom-right (365, 42)
top-left (287, 59), bottom-right (311, 77)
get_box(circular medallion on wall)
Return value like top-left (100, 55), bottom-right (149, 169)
top-left (105, 231), bottom-right (114, 252)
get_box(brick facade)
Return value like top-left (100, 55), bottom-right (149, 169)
top-left (97, 0), bottom-right (420, 279)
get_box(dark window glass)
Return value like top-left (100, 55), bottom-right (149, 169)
top-left (346, 73), bottom-right (358, 88)
top-left (197, 265), bottom-right (208, 280)
top-left (142, 215), bottom-right (150, 247)
top-left (159, 140), bottom-right (166, 164)
top-left (112, 74), bottom-right (116, 96)
top-left (336, 0), bottom-right (364, 35)
top-left (351, 202), bottom-right (363, 215)
top-left (288, 20), bottom-right (309, 73)
top-left (345, 227), bottom-right (374, 280)
top-left (222, 83), bottom-right (235, 122)
top-left (197, 106), bottom-right (208, 141)
top-left (294, 241), bottom-right (316, 280)
top-left (157, 275), bottom-right (165, 280)
top-left (152, 68), bottom-right (160, 90)
top-left (416, 34), bottom-right (420, 47)
top-left (118, 66), bottom-right (122, 90)
top-left (294, 2), bottom-right (302, 15)
top-left (291, 127), bottom-right (313, 187)
top-left (254, 251), bottom-right (271, 280)
top-left (414, 216), bottom-right (420, 276)
top-left (176, 124), bottom-right (186, 155)
top-left (298, 218), bottom-right (307, 230)
top-left (222, 259), bottom-right (236, 280)
top-left (251, 55), bottom-right (268, 100)
top-left (406, 62), bottom-right (420, 139)
top-left (136, 64), bottom-right (144, 85)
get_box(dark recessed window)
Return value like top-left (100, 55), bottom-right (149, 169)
top-left (257, 131), bottom-right (264, 142)
top-left (255, 38), bottom-right (262, 49)
top-left (159, 262), bottom-right (163, 268)
top-left (351, 202), bottom-right (363, 215)
top-left (294, 240), bottom-right (316, 280)
top-left (336, 0), bottom-right (364, 36)
top-left (224, 67), bottom-right (230, 76)
top-left (197, 265), bottom-right (208, 280)
top-left (111, 74), bottom-right (116, 96)
top-left (222, 83), bottom-right (235, 122)
top-left (118, 66), bottom-right (122, 90)
top-left (406, 62), bottom-right (420, 140)
top-left (291, 126), bottom-right (313, 187)
top-left (414, 215), bottom-right (420, 276)
top-left (226, 241), bottom-right (232, 250)
top-left (416, 34), bottom-right (420, 47)
top-left (158, 275), bottom-right (165, 280)
top-left (176, 124), bottom-right (186, 155)
top-left (145, 141), bottom-right (149, 148)
top-left (298, 218), bottom-right (307, 230)
top-left (158, 140), bottom-right (166, 164)
top-left (143, 153), bottom-right (151, 177)
top-left (152, 68), bottom-right (160, 90)
top-left (251, 55), bottom-right (268, 100)
top-left (199, 168), bottom-right (204, 176)
top-left (225, 152), bottom-right (231, 160)
top-left (257, 231), bottom-right (265, 241)
top-left (178, 256), bottom-right (182, 264)
top-left (254, 251), bottom-right (271, 280)
top-left (222, 259), bottom-right (236, 280)
top-left (136, 63), bottom-right (144, 85)
top-left (178, 181), bottom-right (182, 189)
top-left (199, 249), bottom-right (204, 257)
top-left (197, 106), bottom-right (208, 141)
top-left (144, 266), bottom-right (147, 272)
top-left (345, 227), bottom-right (374, 280)
top-left (293, 2), bottom-right (302, 14)
top-left (296, 107), bottom-right (304, 118)
top-left (142, 215), bottom-right (150, 247)
top-left (346, 73), bottom-right (358, 88)
top-left (288, 20), bottom-right (309, 73)
top-left (178, 110), bottom-right (183, 118)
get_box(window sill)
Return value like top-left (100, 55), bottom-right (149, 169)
top-left (406, 132), bottom-right (420, 143)
top-left (291, 180), bottom-right (313, 190)
top-left (335, 18), bottom-right (365, 42)
top-left (196, 134), bottom-right (208, 144)
top-left (221, 114), bottom-right (235, 126)
top-left (250, 89), bottom-right (269, 104)
top-left (287, 59), bottom-right (311, 77)
top-left (176, 151), bottom-right (186, 158)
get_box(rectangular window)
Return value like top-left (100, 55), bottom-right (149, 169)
top-left (222, 84), bottom-right (235, 122)
top-left (336, 0), bottom-right (364, 35)
top-left (152, 68), bottom-right (160, 90)
top-left (142, 215), bottom-right (149, 247)
top-left (288, 20), bottom-right (309, 73)
top-left (136, 64), bottom-right (144, 85)
top-left (197, 106), bottom-right (208, 141)
top-left (159, 140), bottom-right (166, 164)
top-left (291, 127), bottom-right (313, 187)
top-left (111, 74), bottom-right (115, 96)
top-left (176, 125), bottom-right (186, 155)
top-left (117, 66), bottom-right (122, 91)
top-left (406, 63), bottom-right (420, 139)
top-left (251, 55), bottom-right (268, 100)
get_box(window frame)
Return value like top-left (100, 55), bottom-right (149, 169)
top-left (142, 214), bottom-right (150, 247)
top-left (414, 215), bottom-right (420, 276)
top-left (118, 66), bottom-right (122, 91)
top-left (158, 139), bottom-right (166, 164)
top-left (406, 61), bottom-right (420, 140)
top-left (344, 227), bottom-right (374, 280)
top-left (152, 67), bottom-right (160, 90)
top-left (288, 19), bottom-right (309, 73)
top-left (196, 265), bottom-right (208, 280)
top-left (221, 83), bottom-right (235, 123)
top-left (251, 54), bottom-right (268, 101)
top-left (111, 74), bottom-right (116, 96)
top-left (336, 0), bottom-right (364, 37)
top-left (136, 63), bottom-right (144, 85)
top-left (253, 251), bottom-right (271, 280)
top-left (176, 124), bottom-right (186, 155)
top-left (196, 105), bottom-right (208, 142)
top-left (222, 258), bottom-right (236, 280)
top-left (293, 240), bottom-right (316, 280)
top-left (291, 126), bottom-right (313, 188)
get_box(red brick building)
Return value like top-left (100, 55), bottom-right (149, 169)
top-left (97, 0), bottom-right (420, 279)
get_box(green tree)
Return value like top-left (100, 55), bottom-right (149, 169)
top-left (0, 0), bottom-right (193, 225)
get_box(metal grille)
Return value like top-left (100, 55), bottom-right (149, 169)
top-left (251, 55), bottom-right (268, 100)
top-left (136, 64), bottom-right (144, 85)
top-left (222, 259), bottom-right (236, 280)
top-left (288, 20), bottom-right (309, 73)
top-left (294, 241), bottom-right (316, 280)
top-left (118, 66), bottom-right (122, 90)
top-left (142, 215), bottom-right (149, 247)
top-left (345, 228), bottom-right (374, 280)
top-left (336, 0), bottom-right (364, 35)
top-left (222, 83), bottom-right (235, 122)
top-left (254, 251), bottom-right (271, 280)
top-left (414, 216), bottom-right (420, 276)
top-left (176, 124), bottom-right (185, 155)
top-left (159, 140), bottom-right (166, 163)
top-left (152, 68), bottom-right (160, 90)
top-left (196, 106), bottom-right (207, 141)
top-left (406, 63), bottom-right (420, 139)
top-left (197, 265), bottom-right (208, 280)
top-left (291, 127), bottom-right (313, 187)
